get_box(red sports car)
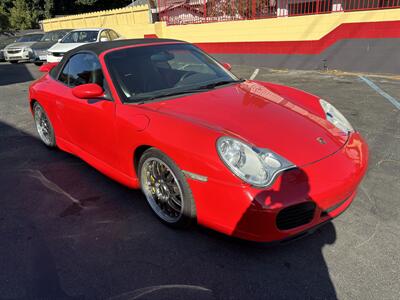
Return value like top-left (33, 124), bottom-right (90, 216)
top-left (29, 39), bottom-right (368, 242)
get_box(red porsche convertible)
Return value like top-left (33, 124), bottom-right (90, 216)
top-left (29, 39), bottom-right (368, 242)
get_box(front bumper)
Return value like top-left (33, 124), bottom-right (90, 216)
top-left (30, 49), bottom-right (48, 62)
top-left (188, 132), bottom-right (368, 242)
top-left (4, 49), bottom-right (32, 62)
top-left (46, 54), bottom-right (63, 63)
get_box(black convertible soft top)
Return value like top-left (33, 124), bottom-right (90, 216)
top-left (50, 38), bottom-right (185, 79)
top-left (70, 38), bottom-right (184, 56)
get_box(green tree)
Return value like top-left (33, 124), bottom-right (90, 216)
top-left (3, 0), bottom-right (132, 29)
top-left (0, 0), bottom-right (13, 11)
top-left (44, 0), bottom-right (54, 19)
top-left (31, 0), bottom-right (44, 26)
top-left (0, 4), bottom-right (10, 31)
top-left (9, 0), bottom-right (34, 30)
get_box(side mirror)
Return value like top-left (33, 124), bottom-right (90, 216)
top-left (221, 62), bottom-right (232, 71)
top-left (39, 62), bottom-right (58, 73)
top-left (58, 38), bottom-right (62, 42)
top-left (72, 83), bottom-right (104, 99)
top-left (100, 37), bottom-right (109, 42)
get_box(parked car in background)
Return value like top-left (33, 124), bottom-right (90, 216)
top-left (30, 29), bottom-right (72, 66)
top-left (0, 36), bottom-right (19, 62)
top-left (47, 28), bottom-right (122, 62)
top-left (3, 33), bottom-right (44, 64)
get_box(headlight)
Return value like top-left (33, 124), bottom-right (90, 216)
top-left (320, 99), bottom-right (354, 134)
top-left (23, 47), bottom-right (32, 53)
top-left (217, 137), bottom-right (295, 187)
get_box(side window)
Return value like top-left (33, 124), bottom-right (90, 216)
top-left (59, 61), bottom-right (70, 85)
top-left (55, 31), bottom-right (66, 41)
top-left (109, 30), bottom-right (119, 40)
top-left (99, 30), bottom-right (110, 42)
top-left (58, 53), bottom-right (104, 88)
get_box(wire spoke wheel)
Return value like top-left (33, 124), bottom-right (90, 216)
top-left (33, 103), bottom-right (55, 146)
top-left (140, 157), bottom-right (184, 223)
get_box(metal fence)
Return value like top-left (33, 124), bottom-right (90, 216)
top-left (157, 0), bottom-right (400, 25)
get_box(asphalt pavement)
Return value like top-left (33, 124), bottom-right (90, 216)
top-left (0, 62), bottom-right (399, 300)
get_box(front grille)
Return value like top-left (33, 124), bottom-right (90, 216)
top-left (7, 49), bottom-right (21, 54)
top-left (276, 202), bottom-right (316, 230)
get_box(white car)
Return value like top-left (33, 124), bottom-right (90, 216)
top-left (46, 28), bottom-right (122, 63)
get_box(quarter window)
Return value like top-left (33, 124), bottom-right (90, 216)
top-left (109, 30), bottom-right (119, 40)
top-left (100, 30), bottom-right (110, 42)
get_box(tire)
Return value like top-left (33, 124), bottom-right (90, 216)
top-left (10, 61), bottom-right (18, 64)
top-left (33, 102), bottom-right (56, 147)
top-left (34, 62), bottom-right (43, 66)
top-left (138, 148), bottom-right (196, 228)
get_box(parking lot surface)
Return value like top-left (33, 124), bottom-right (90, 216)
top-left (0, 62), bottom-right (399, 300)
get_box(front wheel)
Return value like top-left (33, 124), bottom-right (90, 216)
top-left (33, 102), bottom-right (56, 147)
top-left (9, 61), bottom-right (18, 64)
top-left (138, 148), bottom-right (196, 228)
top-left (34, 62), bottom-right (43, 66)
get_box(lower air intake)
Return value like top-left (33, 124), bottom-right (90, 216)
top-left (276, 202), bottom-right (316, 230)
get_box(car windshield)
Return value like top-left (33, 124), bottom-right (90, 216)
top-left (16, 34), bottom-right (44, 42)
top-left (105, 43), bottom-right (241, 103)
top-left (61, 31), bottom-right (98, 43)
top-left (0, 37), bottom-right (17, 48)
top-left (41, 31), bottom-right (69, 42)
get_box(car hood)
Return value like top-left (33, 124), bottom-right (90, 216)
top-left (31, 41), bottom-right (55, 50)
top-left (48, 42), bottom-right (87, 53)
top-left (5, 41), bottom-right (36, 49)
top-left (146, 81), bottom-right (348, 166)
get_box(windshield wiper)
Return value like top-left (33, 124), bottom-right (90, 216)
top-left (197, 79), bottom-right (244, 90)
top-left (130, 79), bottom-right (244, 104)
top-left (131, 88), bottom-right (211, 103)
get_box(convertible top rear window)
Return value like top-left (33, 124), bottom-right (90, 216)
top-left (105, 43), bottom-right (238, 103)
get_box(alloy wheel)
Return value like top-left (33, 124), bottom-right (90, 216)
top-left (140, 157), bottom-right (184, 223)
top-left (34, 104), bottom-right (53, 146)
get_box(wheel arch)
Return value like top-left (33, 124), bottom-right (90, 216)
top-left (29, 98), bottom-right (38, 113)
top-left (133, 145), bottom-right (153, 177)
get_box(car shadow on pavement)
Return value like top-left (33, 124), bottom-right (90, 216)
top-left (0, 119), bottom-right (337, 300)
top-left (0, 63), bottom-right (35, 86)
top-left (231, 169), bottom-right (338, 299)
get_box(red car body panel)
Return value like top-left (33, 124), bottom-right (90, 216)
top-left (188, 132), bottom-right (368, 241)
top-left (143, 81), bottom-right (348, 166)
top-left (29, 42), bottom-right (368, 242)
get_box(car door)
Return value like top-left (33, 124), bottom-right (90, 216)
top-left (55, 52), bottom-right (116, 167)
